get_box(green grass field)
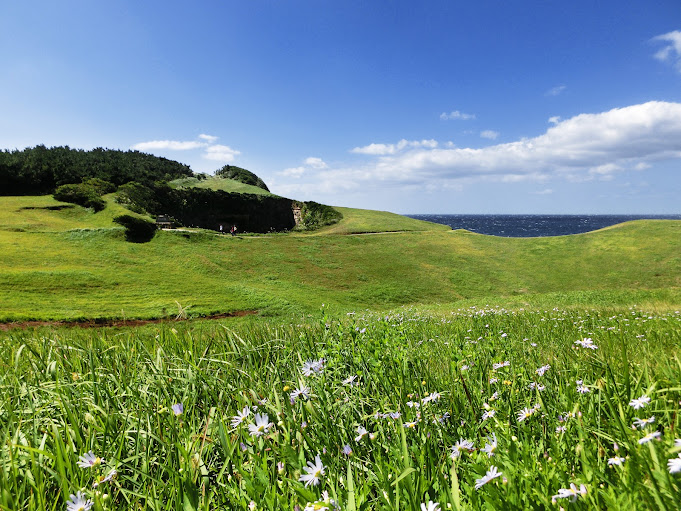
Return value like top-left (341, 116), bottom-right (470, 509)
top-left (2, 193), bottom-right (681, 510)
top-left (0, 195), bottom-right (679, 322)
top-left (2, 308), bottom-right (681, 510)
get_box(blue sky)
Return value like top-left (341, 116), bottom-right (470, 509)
top-left (2, 1), bottom-right (680, 214)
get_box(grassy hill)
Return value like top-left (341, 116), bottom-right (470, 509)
top-left (0, 194), bottom-right (680, 321)
top-left (169, 176), bottom-right (276, 196)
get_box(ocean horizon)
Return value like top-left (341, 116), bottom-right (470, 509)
top-left (405, 214), bottom-right (681, 237)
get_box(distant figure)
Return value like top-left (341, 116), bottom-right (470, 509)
top-left (230, 225), bottom-right (237, 236)
top-left (219, 224), bottom-right (223, 233)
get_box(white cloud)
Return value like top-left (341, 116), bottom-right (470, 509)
top-left (289, 101), bottom-right (681, 193)
top-left (652, 30), bottom-right (681, 72)
top-left (440, 110), bottom-right (476, 120)
top-left (634, 162), bottom-right (651, 170)
top-left (281, 166), bottom-right (306, 178)
top-left (548, 116), bottom-right (561, 125)
top-left (480, 130), bottom-right (499, 140)
top-left (351, 139), bottom-right (438, 155)
top-left (533, 189), bottom-right (553, 195)
top-left (198, 134), bottom-right (219, 142)
top-left (203, 144), bottom-right (241, 162)
top-left (132, 140), bottom-right (206, 151)
top-left (304, 157), bottom-right (328, 169)
top-left (545, 85), bottom-right (567, 96)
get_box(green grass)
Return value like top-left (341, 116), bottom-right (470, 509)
top-left (314, 207), bottom-right (451, 234)
top-left (0, 195), bottom-right (145, 232)
top-left (0, 195), bottom-right (680, 321)
top-left (2, 307), bottom-right (681, 509)
top-left (168, 176), bottom-right (277, 196)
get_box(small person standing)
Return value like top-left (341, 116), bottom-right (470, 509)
top-left (219, 224), bottom-right (223, 234)
top-left (230, 225), bottom-right (237, 236)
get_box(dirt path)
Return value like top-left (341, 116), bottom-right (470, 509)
top-left (0, 310), bottom-right (258, 331)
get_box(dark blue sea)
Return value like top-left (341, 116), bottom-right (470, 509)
top-left (406, 214), bottom-right (681, 237)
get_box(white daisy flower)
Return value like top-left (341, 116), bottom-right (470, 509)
top-left (342, 375), bottom-right (358, 386)
top-left (248, 413), bottom-right (273, 438)
top-left (632, 416), bottom-right (656, 429)
top-left (536, 364), bottom-right (551, 376)
top-left (290, 386), bottom-right (310, 402)
top-left (629, 395), bottom-right (651, 410)
top-left (420, 501), bottom-right (441, 511)
top-left (668, 454), bottom-right (681, 474)
top-left (608, 457), bottom-right (625, 466)
top-left (638, 431), bottom-right (661, 444)
top-left (66, 491), bottom-right (94, 511)
top-left (552, 483), bottom-right (587, 502)
top-left (482, 409), bottom-right (496, 421)
top-left (355, 426), bottom-right (369, 442)
top-left (231, 407), bottom-right (250, 428)
top-left (481, 433), bottom-right (497, 457)
top-left (301, 359), bottom-right (325, 376)
top-left (422, 392), bottom-right (441, 404)
top-left (517, 407), bottom-right (534, 422)
top-left (299, 454), bottom-right (325, 487)
top-left (450, 438), bottom-right (474, 459)
top-left (474, 465), bottom-right (503, 490)
top-left (77, 451), bottom-right (103, 469)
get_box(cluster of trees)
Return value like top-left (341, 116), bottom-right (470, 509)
top-left (1, 144), bottom-right (342, 234)
top-left (0, 145), bottom-right (193, 195)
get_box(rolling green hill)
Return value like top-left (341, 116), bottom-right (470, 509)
top-left (0, 194), bottom-right (679, 322)
top-left (168, 175), bottom-right (277, 196)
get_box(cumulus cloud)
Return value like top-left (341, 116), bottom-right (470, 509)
top-left (132, 140), bottom-right (206, 151)
top-left (132, 135), bottom-right (242, 165)
top-left (652, 30), bottom-right (681, 72)
top-left (304, 157), bottom-right (328, 169)
top-left (279, 156), bottom-right (330, 179)
top-left (289, 101), bottom-right (681, 193)
top-left (440, 110), bottom-right (476, 120)
top-left (480, 130), bottom-right (499, 140)
top-left (281, 166), bottom-right (306, 178)
top-left (203, 144), bottom-right (240, 162)
top-left (351, 139), bottom-right (438, 155)
top-left (545, 85), bottom-right (567, 96)
top-left (548, 116), bottom-right (561, 125)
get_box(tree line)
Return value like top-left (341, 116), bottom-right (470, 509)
top-left (0, 145), bottom-right (193, 195)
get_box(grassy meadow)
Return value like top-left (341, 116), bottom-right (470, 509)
top-left (2, 307), bottom-right (681, 510)
top-left (0, 195), bottom-right (679, 322)
top-left (1, 194), bottom-right (681, 509)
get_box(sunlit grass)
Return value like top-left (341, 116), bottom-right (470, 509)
top-left (2, 307), bottom-right (681, 509)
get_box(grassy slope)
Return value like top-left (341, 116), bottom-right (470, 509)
top-left (0, 195), bottom-right (680, 321)
top-left (169, 176), bottom-right (277, 196)
top-left (312, 206), bottom-right (451, 234)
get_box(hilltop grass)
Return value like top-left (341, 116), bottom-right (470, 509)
top-left (0, 195), bottom-right (680, 322)
top-left (313, 207), bottom-right (451, 234)
top-left (2, 307), bottom-right (681, 510)
top-left (169, 176), bottom-right (277, 196)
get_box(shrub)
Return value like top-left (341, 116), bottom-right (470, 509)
top-left (53, 183), bottom-right (106, 212)
top-left (82, 177), bottom-right (116, 195)
top-left (113, 215), bottom-right (157, 243)
top-left (295, 201), bottom-right (343, 230)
